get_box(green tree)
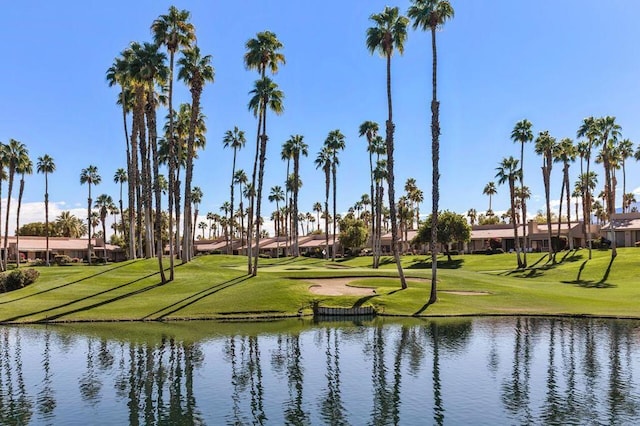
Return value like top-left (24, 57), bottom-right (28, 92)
top-left (55, 211), bottom-right (86, 238)
top-left (534, 130), bottom-right (557, 259)
top-left (359, 121), bottom-right (380, 244)
top-left (37, 155), bottom-right (55, 266)
top-left (466, 208), bottom-right (477, 226)
top-left (617, 138), bottom-right (634, 212)
top-left (269, 185), bottom-right (285, 258)
top-left (366, 5), bottom-right (409, 289)
top-left (178, 45), bottom-right (214, 262)
top-left (408, 0), bottom-right (454, 302)
top-left (553, 138), bottom-right (576, 250)
top-left (1, 140), bottom-right (28, 269)
top-left (233, 169), bottom-right (248, 243)
top-left (323, 130), bottom-right (345, 261)
top-left (338, 217), bottom-right (369, 254)
top-left (413, 210), bottom-right (470, 262)
top-left (496, 156), bottom-right (523, 269)
top-left (313, 201), bottom-right (323, 231)
top-left (283, 135), bottom-right (308, 257)
top-left (576, 116), bottom-right (599, 259)
top-left (113, 168), bottom-right (128, 243)
top-left (80, 165), bottom-right (101, 264)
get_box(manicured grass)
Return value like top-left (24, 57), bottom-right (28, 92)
top-left (0, 247), bottom-right (638, 323)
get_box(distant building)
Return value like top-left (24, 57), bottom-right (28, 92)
top-left (5, 236), bottom-right (125, 262)
top-left (600, 212), bottom-right (640, 247)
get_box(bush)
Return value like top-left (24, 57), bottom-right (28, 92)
top-left (54, 255), bottom-right (73, 265)
top-left (0, 268), bottom-right (40, 293)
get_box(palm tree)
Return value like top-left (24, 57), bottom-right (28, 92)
top-left (94, 194), bottom-right (114, 261)
top-left (113, 168), bottom-right (128, 249)
top-left (367, 5), bottom-right (409, 289)
top-left (313, 201), bottom-right (323, 231)
top-left (14, 155), bottom-right (32, 267)
top-left (37, 155), bottom-right (55, 266)
top-left (534, 131), bottom-right (557, 259)
top-left (56, 211), bottom-right (86, 238)
top-left (482, 182), bottom-right (497, 215)
top-left (595, 116), bottom-right (622, 258)
top-left (1, 140), bottom-right (28, 269)
top-left (408, 0), bottom-right (454, 301)
top-left (80, 165), bottom-right (101, 265)
top-left (178, 45), bottom-right (214, 262)
top-left (248, 76), bottom-right (284, 274)
top-left (617, 139), bottom-right (634, 212)
top-left (244, 30), bottom-right (285, 275)
top-left (359, 120), bottom-right (380, 241)
top-left (315, 147), bottom-right (332, 259)
top-left (623, 193), bottom-right (637, 212)
top-left (152, 5), bottom-right (196, 277)
top-left (191, 186), bottom-right (203, 250)
top-left (496, 156), bottom-right (523, 269)
top-left (223, 126), bottom-right (246, 253)
top-left (220, 201), bottom-right (231, 250)
top-left (285, 135), bottom-right (308, 257)
top-left (466, 208), bottom-right (477, 225)
top-left (373, 160), bottom-right (388, 267)
top-left (576, 116), bottom-right (599, 259)
top-left (553, 138), bottom-right (577, 250)
top-left (269, 185), bottom-right (285, 258)
top-left (510, 119), bottom-right (533, 265)
top-left (323, 130), bottom-right (346, 261)
top-left (233, 169), bottom-right (249, 243)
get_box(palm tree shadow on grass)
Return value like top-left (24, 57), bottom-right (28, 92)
top-left (0, 260), bottom-right (144, 306)
top-left (406, 258), bottom-right (463, 270)
top-left (560, 257), bottom-right (616, 288)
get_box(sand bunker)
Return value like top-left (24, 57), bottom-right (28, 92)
top-left (304, 277), bottom-right (488, 296)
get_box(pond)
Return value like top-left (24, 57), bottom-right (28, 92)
top-left (0, 317), bottom-right (639, 425)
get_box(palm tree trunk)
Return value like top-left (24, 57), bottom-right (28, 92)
top-left (368, 150), bottom-right (375, 267)
top-left (252, 116), bottom-right (268, 275)
top-left (229, 148), bottom-right (237, 255)
top-left (15, 176), bottom-right (25, 268)
top-left (87, 183), bottom-right (92, 265)
top-left (148, 95), bottom-right (166, 283)
top-left (3, 170), bottom-right (15, 268)
top-left (324, 169), bottom-right (330, 260)
top-left (520, 141), bottom-right (528, 268)
top-left (385, 51), bottom-right (407, 289)
top-left (556, 167), bottom-right (566, 256)
top-left (293, 156), bottom-right (300, 257)
top-left (331, 163), bottom-right (337, 262)
top-left (183, 81), bottom-right (203, 263)
top-left (166, 51), bottom-right (176, 280)
top-left (248, 110), bottom-right (263, 274)
top-left (45, 174), bottom-right (50, 266)
top-left (429, 26), bottom-right (441, 302)
top-left (543, 163), bottom-right (553, 261)
top-left (585, 147), bottom-right (593, 259)
top-left (510, 179), bottom-right (523, 268)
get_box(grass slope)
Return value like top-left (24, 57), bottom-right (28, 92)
top-left (0, 248), bottom-right (638, 323)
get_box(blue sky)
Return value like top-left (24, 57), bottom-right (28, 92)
top-left (1, 0), bottom-right (640, 236)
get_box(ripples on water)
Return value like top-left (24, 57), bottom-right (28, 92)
top-left (0, 317), bottom-right (638, 425)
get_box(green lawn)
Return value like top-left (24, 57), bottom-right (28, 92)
top-left (0, 247), bottom-right (638, 323)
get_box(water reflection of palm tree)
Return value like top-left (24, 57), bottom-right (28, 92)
top-left (501, 317), bottom-right (533, 423)
top-left (320, 328), bottom-right (346, 425)
top-left (79, 339), bottom-right (103, 406)
top-left (37, 331), bottom-right (57, 420)
top-left (248, 336), bottom-right (266, 424)
top-left (541, 319), bottom-right (561, 424)
top-left (370, 325), bottom-right (393, 423)
top-left (0, 329), bottom-right (34, 424)
top-left (282, 334), bottom-right (309, 425)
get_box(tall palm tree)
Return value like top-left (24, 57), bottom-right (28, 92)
top-left (534, 131), bottom-right (557, 260)
top-left (315, 147), bottom-right (332, 259)
top-left (223, 126), bottom-right (246, 253)
top-left (234, 169), bottom-right (249, 243)
top-left (373, 159), bottom-right (388, 268)
top-left (191, 186), bottom-right (203, 249)
top-left (80, 165), bottom-right (101, 265)
top-left (553, 138), bottom-right (576, 250)
top-left (510, 119), bottom-right (533, 265)
top-left (178, 45), bottom-right (214, 262)
top-left (576, 116), bottom-right (599, 259)
top-left (244, 30), bottom-right (285, 275)
top-left (359, 120), bottom-right (380, 243)
top-left (286, 135), bottom-right (308, 257)
top-left (367, 5), bottom-right (409, 289)
top-left (324, 130), bottom-right (346, 261)
top-left (482, 182), bottom-right (497, 215)
top-left (1, 140), bottom-right (28, 269)
top-left (496, 156), bottom-right (523, 269)
top-left (617, 138), bottom-right (634, 212)
top-left (152, 6), bottom-right (196, 277)
top-left (37, 155), bottom-right (55, 266)
top-left (595, 116), bottom-right (622, 259)
top-left (14, 155), bottom-right (32, 267)
top-left (106, 49), bottom-right (136, 261)
top-left (220, 201), bottom-right (231, 250)
top-left (408, 0), bottom-right (454, 302)
top-left (313, 201), bottom-right (323, 231)
top-left (269, 185), bottom-right (285, 258)
top-left (113, 168), bottom-right (128, 250)
top-left (94, 194), bottom-right (114, 261)
top-left (248, 76), bottom-right (284, 274)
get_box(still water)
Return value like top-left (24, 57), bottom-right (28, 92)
top-left (0, 317), bottom-right (639, 425)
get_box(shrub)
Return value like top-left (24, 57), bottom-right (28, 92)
top-left (0, 268), bottom-right (40, 293)
top-left (54, 255), bottom-right (72, 265)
